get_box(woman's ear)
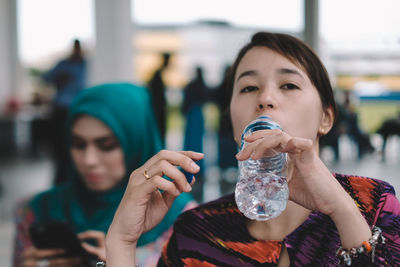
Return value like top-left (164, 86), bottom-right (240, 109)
top-left (318, 106), bottom-right (335, 136)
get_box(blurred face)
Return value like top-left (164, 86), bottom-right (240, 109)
top-left (230, 47), bottom-right (333, 147)
top-left (70, 115), bottom-right (126, 192)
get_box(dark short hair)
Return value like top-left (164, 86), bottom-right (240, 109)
top-left (225, 32), bottom-right (337, 131)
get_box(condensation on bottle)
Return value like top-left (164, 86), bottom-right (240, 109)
top-left (235, 115), bottom-right (289, 221)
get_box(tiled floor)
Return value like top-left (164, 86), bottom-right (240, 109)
top-left (0, 134), bottom-right (399, 266)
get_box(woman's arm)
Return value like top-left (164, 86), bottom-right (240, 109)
top-left (105, 150), bottom-right (204, 266)
top-left (237, 130), bottom-right (373, 261)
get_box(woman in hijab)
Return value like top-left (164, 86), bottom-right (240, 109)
top-left (13, 83), bottom-right (195, 266)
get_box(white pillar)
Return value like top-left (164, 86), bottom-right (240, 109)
top-left (0, 0), bottom-right (21, 112)
top-left (304, 0), bottom-right (319, 54)
top-left (90, 0), bottom-right (134, 85)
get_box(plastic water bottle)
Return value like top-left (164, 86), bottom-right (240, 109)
top-left (235, 115), bottom-right (289, 221)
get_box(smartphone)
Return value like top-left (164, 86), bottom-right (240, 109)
top-left (29, 221), bottom-right (92, 261)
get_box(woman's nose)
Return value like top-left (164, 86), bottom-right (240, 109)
top-left (257, 87), bottom-right (276, 111)
top-left (83, 145), bottom-right (99, 166)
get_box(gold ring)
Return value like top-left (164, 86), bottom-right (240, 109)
top-left (143, 170), bottom-right (151, 180)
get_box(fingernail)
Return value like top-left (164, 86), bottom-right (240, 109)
top-left (186, 183), bottom-right (192, 191)
top-left (191, 162), bottom-right (200, 171)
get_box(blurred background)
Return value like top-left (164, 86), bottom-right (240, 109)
top-left (1, 0), bottom-right (400, 265)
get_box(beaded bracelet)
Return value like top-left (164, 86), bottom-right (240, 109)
top-left (336, 226), bottom-right (386, 266)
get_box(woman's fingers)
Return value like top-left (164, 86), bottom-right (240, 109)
top-left (77, 230), bottom-right (106, 260)
top-left (138, 150), bottom-right (203, 193)
top-left (23, 247), bottom-right (65, 260)
top-left (151, 175), bottom-right (184, 196)
top-left (236, 130), bottom-right (314, 162)
top-left (179, 150), bottom-right (205, 161)
top-left (236, 130), bottom-right (290, 160)
top-left (284, 137), bottom-right (313, 154)
top-left (22, 247), bottom-right (72, 267)
top-left (147, 162), bottom-right (194, 192)
top-left (145, 150), bottom-right (203, 174)
top-left (77, 230), bottom-right (105, 244)
top-left (81, 242), bottom-right (106, 261)
top-left (47, 257), bottom-right (82, 266)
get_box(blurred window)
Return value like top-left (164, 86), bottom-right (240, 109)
top-left (132, 0), bottom-right (303, 31)
top-left (18, 0), bottom-right (94, 65)
top-left (320, 0), bottom-right (400, 52)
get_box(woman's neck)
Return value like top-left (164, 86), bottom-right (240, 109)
top-left (246, 201), bottom-right (311, 241)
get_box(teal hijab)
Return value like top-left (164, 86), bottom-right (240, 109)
top-left (30, 83), bottom-right (193, 246)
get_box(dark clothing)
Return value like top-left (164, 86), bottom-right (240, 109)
top-left (43, 59), bottom-right (86, 108)
top-left (148, 70), bottom-right (167, 144)
top-left (43, 58), bottom-right (86, 184)
top-left (181, 73), bottom-right (209, 202)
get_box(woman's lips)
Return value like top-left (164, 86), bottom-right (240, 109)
top-left (85, 173), bottom-right (102, 182)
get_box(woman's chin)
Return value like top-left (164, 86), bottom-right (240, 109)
top-left (84, 181), bottom-right (109, 192)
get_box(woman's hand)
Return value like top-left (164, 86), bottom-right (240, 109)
top-left (236, 129), bottom-right (353, 216)
top-left (236, 129), bottom-right (372, 248)
top-left (105, 150), bottom-right (204, 266)
top-left (78, 230), bottom-right (106, 261)
top-left (21, 246), bottom-right (82, 266)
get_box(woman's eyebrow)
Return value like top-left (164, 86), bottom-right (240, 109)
top-left (277, 68), bottom-right (304, 79)
top-left (71, 133), bottom-right (115, 141)
top-left (236, 70), bottom-right (258, 82)
top-left (94, 135), bottom-right (117, 143)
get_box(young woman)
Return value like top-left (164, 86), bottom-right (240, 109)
top-left (13, 83), bottom-right (195, 266)
top-left (105, 33), bottom-right (400, 266)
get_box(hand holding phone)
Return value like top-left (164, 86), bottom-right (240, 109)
top-left (29, 221), bottom-right (97, 265)
top-left (21, 246), bottom-right (82, 266)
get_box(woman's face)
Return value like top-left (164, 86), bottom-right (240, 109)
top-left (70, 115), bottom-right (126, 192)
top-left (230, 46), bottom-right (333, 147)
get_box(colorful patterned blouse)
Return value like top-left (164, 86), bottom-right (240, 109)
top-left (158, 174), bottom-right (400, 266)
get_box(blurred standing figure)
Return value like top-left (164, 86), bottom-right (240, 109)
top-left (43, 39), bottom-right (87, 185)
top-left (181, 66), bottom-right (208, 202)
top-left (342, 91), bottom-right (374, 159)
top-left (148, 53), bottom-right (171, 145)
top-left (215, 66), bottom-right (239, 194)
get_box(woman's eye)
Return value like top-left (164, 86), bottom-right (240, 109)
top-left (281, 83), bottom-right (299, 90)
top-left (96, 139), bottom-right (120, 152)
top-left (71, 138), bottom-right (86, 150)
top-left (240, 86), bottom-right (258, 93)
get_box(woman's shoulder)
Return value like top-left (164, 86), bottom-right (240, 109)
top-left (29, 183), bottom-right (72, 207)
top-left (334, 173), bottom-right (396, 195)
top-left (333, 173), bottom-right (397, 223)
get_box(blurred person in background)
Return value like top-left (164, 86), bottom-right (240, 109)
top-left (321, 90), bottom-right (375, 162)
top-left (376, 110), bottom-right (400, 161)
top-left (13, 83), bottom-right (196, 267)
top-left (42, 39), bottom-right (87, 185)
top-left (214, 65), bottom-right (240, 195)
top-left (104, 32), bottom-right (400, 266)
top-left (341, 91), bottom-right (375, 159)
top-left (181, 66), bottom-right (209, 202)
top-left (147, 52), bottom-right (171, 146)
